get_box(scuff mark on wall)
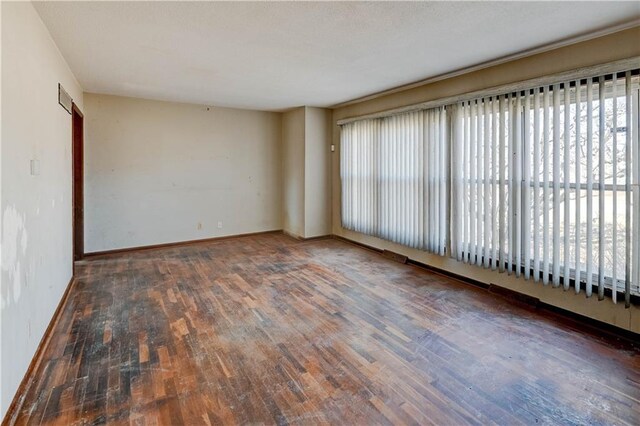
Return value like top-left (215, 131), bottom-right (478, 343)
top-left (1, 205), bottom-right (28, 308)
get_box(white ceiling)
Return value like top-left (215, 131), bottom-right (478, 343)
top-left (34, 1), bottom-right (640, 111)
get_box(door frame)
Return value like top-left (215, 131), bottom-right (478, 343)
top-left (72, 103), bottom-right (84, 262)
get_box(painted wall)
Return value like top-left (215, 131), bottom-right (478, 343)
top-left (0, 2), bottom-right (84, 417)
top-left (304, 107), bottom-right (332, 238)
top-left (84, 94), bottom-right (282, 253)
top-left (282, 107), bottom-right (332, 239)
top-left (331, 27), bottom-right (640, 333)
top-left (282, 107), bottom-right (306, 238)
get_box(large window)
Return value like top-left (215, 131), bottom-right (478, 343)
top-left (340, 66), bottom-right (639, 306)
top-left (341, 108), bottom-right (448, 253)
top-left (451, 73), bottom-right (639, 304)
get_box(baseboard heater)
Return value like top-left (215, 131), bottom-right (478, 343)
top-left (382, 249), bottom-right (408, 264)
top-left (488, 284), bottom-right (540, 307)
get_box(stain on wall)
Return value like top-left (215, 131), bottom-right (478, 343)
top-left (1, 205), bottom-right (28, 308)
top-left (1, 2), bottom-right (84, 418)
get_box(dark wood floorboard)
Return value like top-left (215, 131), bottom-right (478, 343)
top-left (12, 233), bottom-right (640, 425)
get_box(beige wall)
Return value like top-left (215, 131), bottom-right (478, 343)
top-left (304, 107), bottom-right (332, 238)
top-left (1, 2), bottom-right (84, 417)
top-left (282, 107), bottom-right (332, 239)
top-left (282, 107), bottom-right (306, 237)
top-left (84, 94), bottom-right (282, 252)
top-left (331, 27), bottom-right (640, 333)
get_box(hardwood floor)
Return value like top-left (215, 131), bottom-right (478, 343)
top-left (11, 233), bottom-right (640, 425)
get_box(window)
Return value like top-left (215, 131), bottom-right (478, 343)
top-left (340, 63), bottom-right (640, 306)
top-left (341, 108), bottom-right (448, 253)
top-left (451, 72), bottom-right (640, 304)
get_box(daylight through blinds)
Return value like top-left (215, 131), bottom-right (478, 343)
top-left (341, 108), bottom-right (448, 254)
top-left (451, 72), bottom-right (639, 306)
top-left (341, 67), bottom-right (640, 307)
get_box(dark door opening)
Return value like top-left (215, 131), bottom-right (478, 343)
top-left (72, 103), bottom-right (84, 261)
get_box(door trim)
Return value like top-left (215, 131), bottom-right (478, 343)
top-left (72, 103), bottom-right (84, 262)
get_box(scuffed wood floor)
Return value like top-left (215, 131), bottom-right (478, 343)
top-left (13, 233), bottom-right (640, 425)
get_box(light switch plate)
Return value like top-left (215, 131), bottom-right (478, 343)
top-left (30, 159), bottom-right (40, 176)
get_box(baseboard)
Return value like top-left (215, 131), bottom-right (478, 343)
top-left (406, 257), bottom-right (490, 290)
top-left (83, 229), bottom-right (283, 258)
top-left (3, 275), bottom-right (77, 426)
top-left (333, 234), bottom-right (639, 342)
top-left (537, 301), bottom-right (640, 346)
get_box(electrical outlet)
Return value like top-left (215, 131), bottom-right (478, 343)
top-left (217, 221), bottom-right (223, 229)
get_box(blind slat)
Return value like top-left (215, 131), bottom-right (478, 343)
top-left (523, 92), bottom-right (531, 280)
top-left (533, 88), bottom-right (541, 282)
top-left (574, 80), bottom-right (582, 294)
top-left (515, 95), bottom-right (523, 278)
top-left (552, 84), bottom-right (561, 287)
top-left (631, 72), bottom-right (639, 308)
top-left (586, 79), bottom-right (594, 297)
top-left (471, 101), bottom-right (477, 264)
top-left (543, 87), bottom-right (551, 285)
top-left (507, 94), bottom-right (514, 275)
top-left (440, 110), bottom-right (448, 255)
top-left (598, 76), bottom-right (606, 300)
top-left (491, 98), bottom-right (499, 270)
top-left (499, 96), bottom-right (506, 272)
top-left (625, 71), bottom-right (632, 307)
top-left (563, 82), bottom-right (572, 291)
top-left (477, 100), bottom-right (484, 267)
top-left (484, 99), bottom-right (491, 268)
top-left (612, 80), bottom-right (618, 303)
top-left (463, 104), bottom-right (470, 263)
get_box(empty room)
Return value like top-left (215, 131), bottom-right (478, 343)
top-left (2, 1), bottom-right (640, 424)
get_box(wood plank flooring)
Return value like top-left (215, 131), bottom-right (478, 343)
top-left (11, 233), bottom-right (640, 425)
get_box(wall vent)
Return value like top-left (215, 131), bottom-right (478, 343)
top-left (58, 83), bottom-right (72, 114)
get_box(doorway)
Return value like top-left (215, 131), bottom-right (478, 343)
top-left (72, 103), bottom-right (84, 261)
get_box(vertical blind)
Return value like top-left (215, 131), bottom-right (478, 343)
top-left (341, 108), bottom-right (448, 254)
top-left (451, 72), bottom-right (639, 306)
top-left (341, 67), bottom-right (639, 307)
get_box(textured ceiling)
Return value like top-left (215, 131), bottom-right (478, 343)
top-left (33, 1), bottom-right (640, 111)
